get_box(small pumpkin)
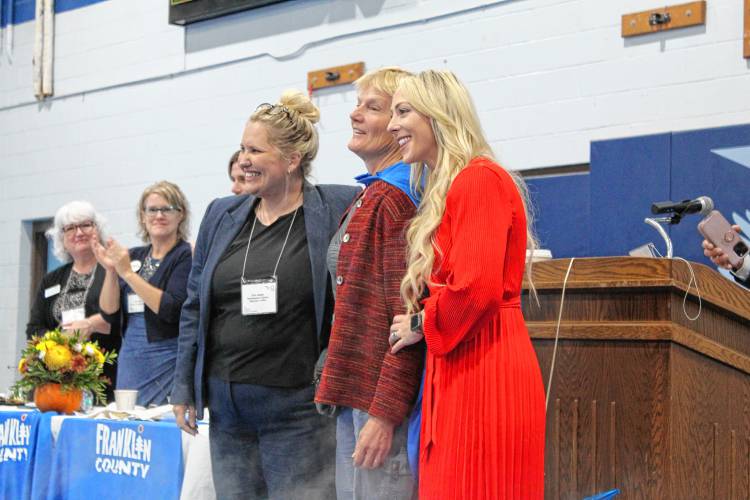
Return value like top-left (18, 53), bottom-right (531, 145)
top-left (34, 383), bottom-right (82, 414)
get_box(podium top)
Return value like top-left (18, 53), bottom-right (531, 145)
top-left (523, 257), bottom-right (750, 321)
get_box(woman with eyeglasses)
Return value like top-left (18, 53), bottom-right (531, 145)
top-left (94, 180), bottom-right (192, 407)
top-left (171, 90), bottom-right (358, 499)
top-left (27, 200), bottom-right (121, 400)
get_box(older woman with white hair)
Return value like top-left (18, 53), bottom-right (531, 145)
top-left (26, 200), bottom-right (121, 398)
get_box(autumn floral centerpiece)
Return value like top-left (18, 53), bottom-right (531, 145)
top-left (12, 329), bottom-right (116, 413)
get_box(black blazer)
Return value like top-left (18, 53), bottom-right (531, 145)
top-left (100, 240), bottom-right (192, 343)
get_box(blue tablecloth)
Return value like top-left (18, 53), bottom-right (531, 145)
top-left (0, 409), bottom-right (58, 500)
top-left (0, 409), bottom-right (35, 499)
top-left (0, 410), bottom-right (187, 500)
top-left (47, 418), bottom-right (184, 500)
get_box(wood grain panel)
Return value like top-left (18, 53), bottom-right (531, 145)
top-left (534, 340), bottom-right (669, 498)
top-left (730, 429), bottom-right (736, 500)
top-left (526, 258), bottom-right (750, 499)
top-left (554, 399), bottom-right (561, 500)
top-left (571, 399), bottom-right (579, 496)
top-left (591, 400), bottom-right (598, 494)
top-left (609, 402), bottom-right (616, 489)
top-left (307, 62), bottom-right (364, 91)
top-left (525, 257), bottom-right (750, 320)
top-left (528, 321), bottom-right (750, 375)
top-left (622, 1), bottom-right (706, 38)
top-left (525, 290), bottom-right (669, 323)
top-left (669, 293), bottom-right (750, 358)
top-left (666, 345), bottom-right (750, 499)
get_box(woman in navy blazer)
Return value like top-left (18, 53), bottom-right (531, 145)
top-left (95, 181), bottom-right (193, 407)
top-left (172, 90), bottom-right (358, 500)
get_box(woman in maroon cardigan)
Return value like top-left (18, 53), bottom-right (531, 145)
top-left (315, 67), bottom-right (424, 499)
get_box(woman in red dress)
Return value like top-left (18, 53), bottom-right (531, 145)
top-left (387, 70), bottom-right (546, 499)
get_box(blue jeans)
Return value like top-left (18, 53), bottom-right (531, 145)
top-left (207, 377), bottom-right (336, 500)
top-left (336, 408), bottom-right (415, 500)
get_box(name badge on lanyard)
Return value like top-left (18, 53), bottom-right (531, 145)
top-left (241, 277), bottom-right (278, 315)
top-left (127, 293), bottom-right (145, 314)
top-left (61, 307), bottom-right (86, 325)
top-left (239, 206), bottom-right (298, 317)
top-left (45, 284), bottom-right (61, 298)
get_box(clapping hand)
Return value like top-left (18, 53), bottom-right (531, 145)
top-left (92, 236), bottom-right (132, 277)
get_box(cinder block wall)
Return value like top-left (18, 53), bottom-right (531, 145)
top-left (1, 0), bottom-right (749, 390)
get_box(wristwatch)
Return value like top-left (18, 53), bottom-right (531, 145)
top-left (410, 312), bottom-right (424, 335)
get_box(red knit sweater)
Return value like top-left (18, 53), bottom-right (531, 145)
top-left (315, 180), bottom-right (424, 424)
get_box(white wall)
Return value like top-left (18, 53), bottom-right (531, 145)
top-left (1, 0), bottom-right (749, 390)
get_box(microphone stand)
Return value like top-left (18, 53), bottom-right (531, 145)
top-left (644, 217), bottom-right (673, 258)
top-left (644, 211), bottom-right (686, 258)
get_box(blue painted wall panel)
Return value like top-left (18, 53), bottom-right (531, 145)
top-left (518, 126), bottom-right (750, 263)
top-left (589, 133), bottom-right (671, 257)
top-left (670, 124), bottom-right (750, 265)
top-left (1, 0), bottom-right (107, 27)
top-left (526, 173), bottom-right (590, 259)
top-left (2, 0), bottom-right (35, 26)
top-left (0, 0), bottom-right (8, 27)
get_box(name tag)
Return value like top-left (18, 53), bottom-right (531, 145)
top-left (241, 278), bottom-right (278, 315)
top-left (127, 294), bottom-right (145, 314)
top-left (62, 307), bottom-right (86, 325)
top-left (44, 284), bottom-right (61, 298)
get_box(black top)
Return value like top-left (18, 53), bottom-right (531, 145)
top-left (100, 240), bottom-right (192, 343)
top-left (27, 263), bottom-right (120, 343)
top-left (207, 206), bottom-right (317, 387)
top-left (170, 184), bottom-right (359, 415)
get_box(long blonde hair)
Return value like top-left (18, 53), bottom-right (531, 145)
top-left (398, 70), bottom-right (538, 313)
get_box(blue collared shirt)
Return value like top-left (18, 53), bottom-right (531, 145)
top-left (354, 161), bottom-right (421, 207)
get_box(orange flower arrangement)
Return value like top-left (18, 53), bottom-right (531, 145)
top-left (12, 329), bottom-right (116, 405)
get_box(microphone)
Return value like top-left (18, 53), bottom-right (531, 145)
top-left (651, 196), bottom-right (714, 216)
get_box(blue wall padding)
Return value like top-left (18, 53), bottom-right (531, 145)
top-left (589, 133), bottom-right (672, 257)
top-left (525, 123), bottom-right (750, 265)
top-left (1, 0), bottom-right (106, 27)
top-left (670, 124), bottom-right (750, 264)
top-left (526, 173), bottom-right (590, 258)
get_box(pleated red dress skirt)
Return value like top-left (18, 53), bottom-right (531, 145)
top-left (418, 158), bottom-right (546, 499)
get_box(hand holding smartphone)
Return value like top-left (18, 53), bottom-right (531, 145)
top-left (698, 210), bottom-right (748, 269)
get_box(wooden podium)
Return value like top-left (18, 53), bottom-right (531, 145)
top-left (523, 257), bottom-right (750, 500)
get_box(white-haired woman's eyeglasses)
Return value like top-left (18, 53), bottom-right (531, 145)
top-left (62, 221), bottom-right (95, 234)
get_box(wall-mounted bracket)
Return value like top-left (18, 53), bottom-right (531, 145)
top-left (307, 62), bottom-right (365, 92)
top-left (622, 1), bottom-right (706, 38)
top-left (744, 0), bottom-right (750, 58)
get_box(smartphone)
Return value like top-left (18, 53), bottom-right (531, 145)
top-left (698, 210), bottom-right (748, 269)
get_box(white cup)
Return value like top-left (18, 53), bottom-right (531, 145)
top-left (114, 390), bottom-right (138, 411)
top-left (526, 249), bottom-right (553, 263)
